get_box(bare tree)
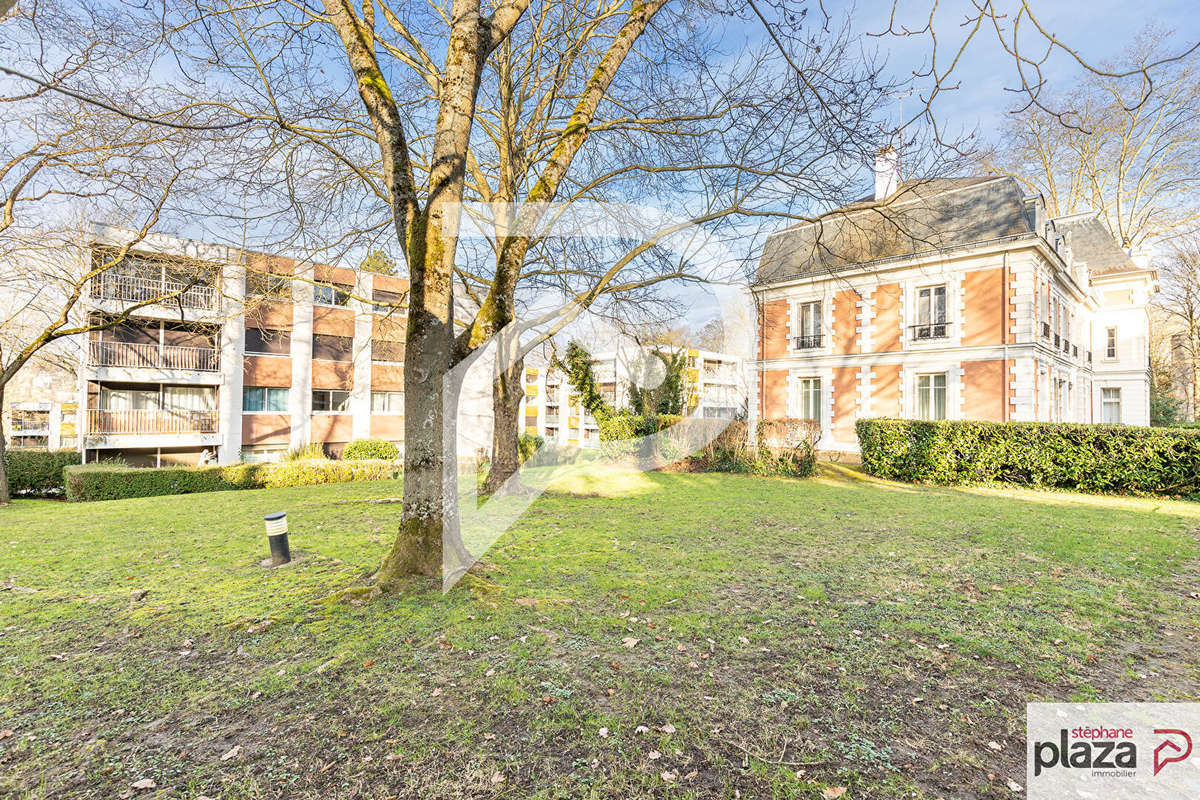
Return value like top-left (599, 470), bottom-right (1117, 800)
top-left (0, 0), bottom-right (227, 503)
top-left (1154, 240), bottom-right (1200, 420)
top-left (978, 29), bottom-right (1200, 248)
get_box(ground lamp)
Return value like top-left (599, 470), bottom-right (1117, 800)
top-left (263, 511), bottom-right (291, 566)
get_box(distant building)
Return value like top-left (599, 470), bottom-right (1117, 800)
top-left (753, 149), bottom-right (1156, 452)
top-left (74, 225), bottom-right (408, 466)
top-left (519, 345), bottom-right (747, 448)
top-left (2, 351), bottom-right (79, 450)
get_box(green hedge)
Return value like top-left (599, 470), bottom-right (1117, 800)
top-left (343, 438), bottom-right (400, 460)
top-left (4, 448), bottom-right (81, 496)
top-left (64, 459), bottom-right (400, 502)
top-left (856, 418), bottom-right (1200, 495)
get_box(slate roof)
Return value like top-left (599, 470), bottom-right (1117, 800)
top-left (1052, 213), bottom-right (1141, 277)
top-left (757, 176), bottom-right (1035, 284)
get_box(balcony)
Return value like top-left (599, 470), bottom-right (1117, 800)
top-left (91, 275), bottom-right (217, 310)
top-left (793, 334), bottom-right (823, 350)
top-left (89, 340), bottom-right (219, 372)
top-left (87, 409), bottom-right (217, 436)
top-left (544, 415), bottom-right (559, 425)
top-left (909, 322), bottom-right (950, 341)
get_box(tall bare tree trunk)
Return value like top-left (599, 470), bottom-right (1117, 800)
top-left (485, 351), bottom-right (524, 493)
top-left (0, 383), bottom-right (9, 505)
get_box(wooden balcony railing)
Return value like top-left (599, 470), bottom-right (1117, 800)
top-left (87, 408), bottom-right (217, 436)
top-left (91, 275), bottom-right (217, 310)
top-left (89, 340), bottom-right (219, 372)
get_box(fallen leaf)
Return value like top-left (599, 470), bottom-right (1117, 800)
top-left (684, 770), bottom-right (698, 779)
top-left (131, 778), bottom-right (156, 790)
top-left (821, 788), bottom-right (847, 799)
top-left (598, 727), bottom-right (609, 739)
top-left (660, 771), bottom-right (677, 782)
top-left (635, 725), bottom-right (650, 734)
top-left (220, 744), bottom-right (241, 761)
top-left (491, 771), bottom-right (506, 784)
top-left (622, 637), bottom-right (639, 649)
top-left (0, 729), bottom-right (13, 740)
top-left (648, 750), bottom-right (662, 760)
top-left (363, 660), bottom-right (375, 668)
top-left (431, 688), bottom-right (442, 697)
top-left (988, 741), bottom-right (1003, 751)
top-left (1006, 779), bottom-right (1022, 792)
top-left (483, 733), bottom-right (496, 741)
top-left (385, 753), bottom-right (402, 762)
top-left (660, 723), bottom-right (676, 734)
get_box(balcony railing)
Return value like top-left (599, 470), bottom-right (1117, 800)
top-left (910, 322), bottom-right (950, 340)
top-left (87, 408), bottom-right (217, 436)
top-left (89, 340), bottom-right (219, 372)
top-left (793, 334), bottom-right (823, 350)
top-left (91, 275), bottom-right (217, 310)
top-left (544, 415), bottom-right (559, 425)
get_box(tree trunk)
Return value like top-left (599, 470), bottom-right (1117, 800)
top-left (0, 384), bottom-right (9, 505)
top-left (484, 350), bottom-right (524, 494)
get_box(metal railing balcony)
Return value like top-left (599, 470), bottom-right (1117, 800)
top-left (544, 415), bottom-right (559, 425)
top-left (89, 340), bottom-right (219, 372)
top-left (87, 408), bottom-right (217, 436)
top-left (910, 322), bottom-right (950, 340)
top-left (91, 275), bottom-right (217, 310)
top-left (793, 334), bottom-right (823, 350)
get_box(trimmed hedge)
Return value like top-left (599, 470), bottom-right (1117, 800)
top-left (856, 418), bottom-right (1200, 495)
top-left (343, 438), bottom-right (400, 460)
top-left (4, 448), bottom-right (81, 496)
top-left (64, 459), bottom-right (400, 502)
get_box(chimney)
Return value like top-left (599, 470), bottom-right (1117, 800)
top-left (874, 146), bottom-right (901, 200)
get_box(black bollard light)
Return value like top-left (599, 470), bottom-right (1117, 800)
top-left (263, 511), bottom-right (291, 566)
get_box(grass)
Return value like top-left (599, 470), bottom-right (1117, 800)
top-left (1, 465), bottom-right (1198, 799)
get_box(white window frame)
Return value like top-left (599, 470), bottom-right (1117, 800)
top-left (795, 377), bottom-right (822, 423)
top-left (795, 301), bottom-right (823, 349)
top-left (312, 389), bottom-right (351, 413)
top-left (1105, 327), bottom-right (1118, 360)
top-left (916, 372), bottom-right (947, 420)
top-left (914, 284), bottom-right (948, 340)
top-left (1101, 387), bottom-right (1122, 424)
top-left (370, 390), bottom-right (404, 414)
top-left (243, 386), bottom-right (289, 413)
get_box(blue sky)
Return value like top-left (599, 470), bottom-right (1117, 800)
top-left (845, 0), bottom-right (1200, 139)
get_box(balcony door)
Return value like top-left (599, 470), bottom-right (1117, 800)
top-left (101, 386), bottom-right (160, 411)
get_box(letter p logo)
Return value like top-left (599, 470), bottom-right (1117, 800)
top-left (1152, 729), bottom-right (1193, 776)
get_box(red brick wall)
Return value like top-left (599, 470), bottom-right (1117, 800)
top-left (871, 364), bottom-right (901, 418)
top-left (242, 414), bottom-right (290, 445)
top-left (243, 355), bottom-right (291, 387)
top-left (832, 366), bottom-right (858, 441)
top-left (962, 359), bottom-right (1005, 421)
top-left (760, 369), bottom-right (788, 418)
top-left (759, 299), bottom-right (789, 360)
top-left (832, 289), bottom-right (860, 355)
top-left (961, 269), bottom-right (1004, 346)
top-left (872, 283), bottom-right (902, 352)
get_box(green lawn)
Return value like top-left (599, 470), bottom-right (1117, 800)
top-left (1, 467), bottom-right (1198, 799)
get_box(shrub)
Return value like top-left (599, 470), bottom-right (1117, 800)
top-left (3, 448), bottom-right (81, 496)
top-left (64, 459), bottom-right (400, 502)
top-left (597, 412), bottom-right (684, 461)
top-left (343, 438), bottom-right (400, 460)
top-left (856, 418), bottom-right (1200, 496)
top-left (686, 418), bottom-right (816, 478)
top-left (517, 434), bottom-right (544, 464)
top-left (283, 442), bottom-right (327, 461)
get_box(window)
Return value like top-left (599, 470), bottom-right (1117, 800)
top-left (372, 289), bottom-right (405, 314)
top-left (795, 301), bottom-right (822, 349)
top-left (312, 389), bottom-right (351, 412)
top-left (312, 333), bottom-right (353, 361)
top-left (371, 390), bottom-right (403, 413)
top-left (242, 446), bottom-right (286, 464)
top-left (796, 377), bottom-right (821, 423)
top-left (313, 282), bottom-right (352, 307)
top-left (372, 339), bottom-right (404, 363)
top-left (243, 386), bottom-right (289, 412)
top-left (10, 409), bottom-right (50, 432)
top-left (1102, 387), bottom-right (1122, 424)
top-left (917, 373), bottom-right (947, 420)
top-left (1105, 327), bottom-right (1118, 359)
top-left (245, 271), bottom-right (289, 299)
top-left (245, 327), bottom-right (291, 355)
top-left (914, 285), bottom-right (947, 339)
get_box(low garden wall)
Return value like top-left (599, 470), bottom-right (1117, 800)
top-left (856, 418), bottom-right (1200, 496)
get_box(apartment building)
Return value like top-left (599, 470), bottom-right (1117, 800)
top-left (753, 153), bottom-right (1155, 452)
top-left (79, 226), bottom-right (407, 466)
top-left (519, 346), bottom-right (747, 447)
